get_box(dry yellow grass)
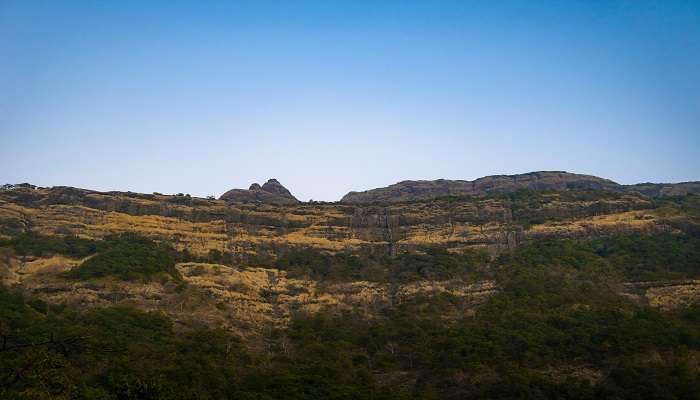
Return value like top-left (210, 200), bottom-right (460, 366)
top-left (528, 210), bottom-right (663, 235)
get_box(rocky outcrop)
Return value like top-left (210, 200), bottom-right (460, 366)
top-left (220, 178), bottom-right (300, 204)
top-left (341, 171), bottom-right (700, 203)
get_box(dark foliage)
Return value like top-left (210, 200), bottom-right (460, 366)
top-left (499, 233), bottom-right (700, 282)
top-left (0, 285), bottom-right (404, 399)
top-left (2, 232), bottom-right (700, 398)
top-left (64, 234), bottom-right (180, 281)
top-left (275, 246), bottom-right (487, 282)
top-left (280, 236), bottom-right (700, 399)
top-left (0, 232), bottom-right (98, 258)
top-left (593, 233), bottom-right (700, 281)
top-left (275, 248), bottom-right (384, 281)
top-left (390, 247), bottom-right (488, 281)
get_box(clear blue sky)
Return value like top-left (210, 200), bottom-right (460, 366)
top-left (1, 1), bottom-right (698, 201)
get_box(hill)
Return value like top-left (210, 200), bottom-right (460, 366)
top-left (1, 174), bottom-right (700, 399)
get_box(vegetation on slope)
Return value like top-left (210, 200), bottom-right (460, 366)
top-left (281, 235), bottom-right (700, 399)
top-left (64, 234), bottom-right (181, 281)
top-left (273, 232), bottom-right (700, 284)
top-left (0, 232), bottom-right (98, 259)
top-left (0, 233), bottom-right (181, 282)
top-left (0, 284), bottom-right (401, 400)
top-left (274, 246), bottom-right (488, 282)
top-left (503, 233), bottom-right (700, 282)
top-left (2, 231), bottom-right (700, 398)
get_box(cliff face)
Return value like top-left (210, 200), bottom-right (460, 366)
top-left (341, 171), bottom-right (700, 203)
top-left (220, 178), bottom-right (300, 204)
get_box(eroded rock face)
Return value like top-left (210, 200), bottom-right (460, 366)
top-left (220, 179), bottom-right (300, 204)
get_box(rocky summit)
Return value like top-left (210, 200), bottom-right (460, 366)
top-left (219, 178), bottom-right (300, 204)
top-left (341, 171), bottom-right (700, 203)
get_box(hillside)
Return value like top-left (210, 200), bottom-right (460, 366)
top-left (1, 176), bottom-right (700, 399)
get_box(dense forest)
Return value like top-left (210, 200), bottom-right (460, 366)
top-left (2, 228), bottom-right (700, 399)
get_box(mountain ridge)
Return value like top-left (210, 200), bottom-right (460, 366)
top-left (4, 171), bottom-right (700, 204)
top-left (341, 171), bottom-right (700, 203)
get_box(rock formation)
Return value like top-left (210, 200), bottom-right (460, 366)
top-left (220, 178), bottom-right (299, 204)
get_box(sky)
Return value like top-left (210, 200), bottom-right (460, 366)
top-left (1, 1), bottom-right (699, 201)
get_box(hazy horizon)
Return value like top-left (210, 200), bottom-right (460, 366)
top-left (2, 1), bottom-right (699, 201)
